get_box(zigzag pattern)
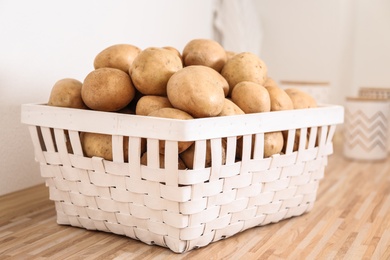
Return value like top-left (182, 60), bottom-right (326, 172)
top-left (345, 110), bottom-right (388, 124)
top-left (344, 108), bottom-right (389, 153)
top-left (344, 134), bottom-right (387, 150)
top-left (346, 119), bottom-right (388, 136)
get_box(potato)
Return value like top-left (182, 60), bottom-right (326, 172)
top-left (48, 78), bottom-right (87, 109)
top-left (141, 152), bottom-right (187, 169)
top-left (130, 47), bottom-right (183, 96)
top-left (167, 65), bottom-right (227, 118)
top-left (117, 105), bottom-right (135, 115)
top-left (264, 132), bottom-right (284, 158)
top-left (93, 44), bottom-right (141, 72)
top-left (265, 86), bottom-right (294, 111)
top-left (180, 139), bottom-right (227, 169)
top-left (80, 132), bottom-right (129, 162)
top-left (225, 50), bottom-right (237, 60)
top-left (81, 68), bottom-right (135, 111)
top-left (182, 38), bottom-right (227, 72)
top-left (264, 77), bottom-right (278, 88)
top-left (284, 88), bottom-right (317, 109)
top-left (282, 129), bottom-right (309, 153)
top-left (163, 46), bottom-right (182, 60)
top-left (221, 52), bottom-right (268, 96)
top-left (135, 95), bottom-right (173, 116)
top-left (147, 108), bottom-right (194, 154)
top-left (231, 81), bottom-right (270, 113)
top-left (236, 131), bottom-right (284, 159)
top-left (218, 98), bottom-right (245, 116)
top-left (126, 89), bottom-right (144, 114)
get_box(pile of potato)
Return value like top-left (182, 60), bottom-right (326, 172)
top-left (47, 38), bottom-right (318, 168)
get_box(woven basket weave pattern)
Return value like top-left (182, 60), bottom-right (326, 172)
top-left (22, 104), bottom-right (343, 253)
top-left (29, 126), bottom-right (332, 253)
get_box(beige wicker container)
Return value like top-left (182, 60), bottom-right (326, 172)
top-left (359, 87), bottom-right (390, 100)
top-left (21, 103), bottom-right (344, 253)
top-left (343, 97), bottom-right (390, 161)
top-left (279, 81), bottom-right (330, 104)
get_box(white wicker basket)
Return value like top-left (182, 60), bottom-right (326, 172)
top-left (21, 103), bottom-right (344, 253)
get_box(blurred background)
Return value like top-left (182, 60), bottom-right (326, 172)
top-left (1, 0), bottom-right (389, 195)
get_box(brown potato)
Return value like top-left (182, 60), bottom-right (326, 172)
top-left (264, 77), bottom-right (279, 88)
top-left (264, 131), bottom-right (284, 158)
top-left (218, 98), bottom-right (245, 116)
top-left (141, 152), bottom-right (187, 169)
top-left (265, 86), bottom-right (294, 111)
top-left (147, 108), bottom-right (194, 154)
top-left (130, 47), bottom-right (183, 96)
top-left (81, 68), bottom-right (135, 111)
top-left (163, 46), bottom-right (182, 60)
top-left (221, 52), bottom-right (268, 96)
top-left (282, 129), bottom-right (309, 153)
top-left (225, 50), bottom-right (237, 60)
top-left (48, 78), bottom-right (87, 109)
top-left (182, 38), bottom-right (227, 72)
top-left (135, 95), bottom-right (173, 116)
top-left (126, 89), bottom-right (144, 114)
top-left (167, 65), bottom-right (227, 118)
top-left (180, 139), bottom-right (227, 169)
top-left (236, 132), bottom-right (284, 159)
top-left (80, 132), bottom-right (129, 162)
top-left (93, 44), bottom-right (141, 72)
top-left (231, 81), bottom-right (270, 113)
top-left (284, 88), bottom-right (317, 109)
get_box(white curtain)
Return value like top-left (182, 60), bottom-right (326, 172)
top-left (213, 0), bottom-right (263, 56)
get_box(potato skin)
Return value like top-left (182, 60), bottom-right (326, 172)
top-left (167, 65), bottom-right (227, 118)
top-left (225, 50), bottom-right (237, 61)
top-left (264, 77), bottom-right (278, 88)
top-left (163, 46), bottom-right (182, 61)
top-left (236, 131), bottom-right (284, 159)
top-left (231, 81), bottom-right (271, 113)
top-left (141, 152), bottom-right (187, 169)
top-left (130, 47), bottom-right (183, 96)
top-left (264, 131), bottom-right (284, 158)
top-left (221, 52), bottom-right (268, 96)
top-left (48, 78), bottom-right (87, 109)
top-left (135, 95), bottom-right (173, 116)
top-left (93, 44), bottom-right (141, 72)
top-left (218, 98), bottom-right (245, 116)
top-left (182, 38), bottom-right (227, 72)
top-left (180, 139), bottom-right (227, 169)
top-left (285, 88), bottom-right (317, 109)
top-left (81, 68), bottom-right (135, 112)
top-left (265, 86), bottom-right (294, 111)
top-left (147, 108), bottom-right (194, 154)
top-left (80, 132), bottom-right (129, 162)
top-left (282, 129), bottom-right (308, 153)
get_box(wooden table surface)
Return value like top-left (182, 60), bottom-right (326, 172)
top-left (1, 141), bottom-right (390, 259)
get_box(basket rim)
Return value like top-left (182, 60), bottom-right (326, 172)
top-left (21, 103), bottom-right (344, 141)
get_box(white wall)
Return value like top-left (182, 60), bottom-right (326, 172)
top-left (0, 0), bottom-right (214, 196)
top-left (255, 0), bottom-right (390, 105)
top-left (352, 0), bottom-right (390, 91)
top-left (2, 0), bottom-right (390, 196)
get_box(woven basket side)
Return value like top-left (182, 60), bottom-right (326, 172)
top-left (27, 117), bottom-right (336, 253)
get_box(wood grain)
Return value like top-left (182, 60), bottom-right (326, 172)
top-left (1, 140), bottom-right (390, 259)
